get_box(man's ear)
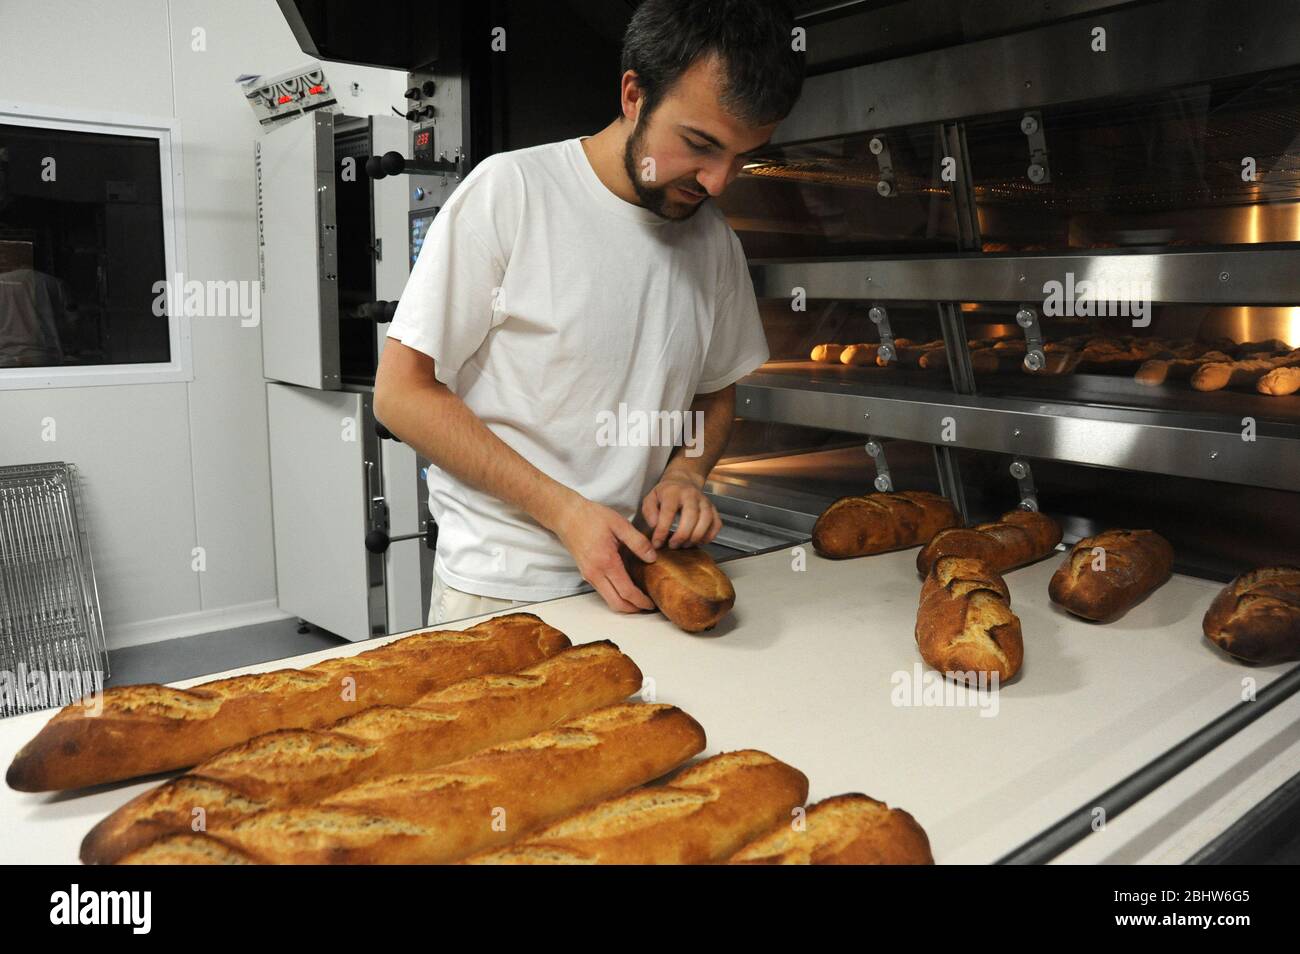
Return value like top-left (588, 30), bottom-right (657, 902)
top-left (620, 69), bottom-right (645, 122)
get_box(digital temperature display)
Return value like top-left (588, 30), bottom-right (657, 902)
top-left (413, 126), bottom-right (435, 162)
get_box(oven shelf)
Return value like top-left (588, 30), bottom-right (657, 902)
top-left (736, 362), bottom-right (1300, 492)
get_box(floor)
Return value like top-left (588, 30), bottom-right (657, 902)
top-left (103, 617), bottom-right (345, 688)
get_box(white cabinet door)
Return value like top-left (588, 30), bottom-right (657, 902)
top-left (267, 383), bottom-right (383, 640)
top-left (258, 113), bottom-right (339, 389)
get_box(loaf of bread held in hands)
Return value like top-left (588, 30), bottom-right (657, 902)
top-left (626, 546), bottom-right (735, 632)
top-left (812, 490), bottom-right (959, 559)
top-left (465, 750), bottom-right (808, 864)
top-left (117, 702), bottom-right (706, 864)
top-left (81, 641), bottom-right (643, 865)
top-left (1202, 566), bottom-right (1300, 664)
top-left (7, 612), bottom-right (570, 793)
top-left (1048, 530), bottom-right (1174, 620)
top-left (916, 508), bottom-right (1062, 576)
top-left (729, 793), bottom-right (934, 865)
top-left (916, 556), bottom-right (1024, 682)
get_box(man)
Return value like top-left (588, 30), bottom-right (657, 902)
top-left (376, 0), bottom-right (804, 625)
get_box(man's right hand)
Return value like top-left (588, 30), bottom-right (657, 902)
top-left (550, 494), bottom-right (657, 614)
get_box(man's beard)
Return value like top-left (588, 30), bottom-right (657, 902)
top-left (622, 117), bottom-right (707, 221)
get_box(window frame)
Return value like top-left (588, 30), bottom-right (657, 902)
top-left (0, 102), bottom-right (192, 390)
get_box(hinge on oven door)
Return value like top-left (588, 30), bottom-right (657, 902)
top-left (1016, 304), bottom-right (1046, 371)
top-left (1009, 458), bottom-right (1039, 512)
top-left (868, 135), bottom-right (896, 197)
top-left (865, 438), bottom-right (893, 492)
top-left (869, 304), bottom-right (897, 364)
top-left (1020, 111), bottom-right (1051, 184)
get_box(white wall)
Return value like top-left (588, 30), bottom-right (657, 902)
top-left (0, 0), bottom-right (407, 648)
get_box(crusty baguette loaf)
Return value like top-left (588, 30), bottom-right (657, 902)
top-left (82, 641), bottom-right (643, 865)
top-left (1202, 566), bottom-right (1300, 664)
top-left (1191, 351), bottom-right (1300, 392)
top-left (840, 343), bottom-right (879, 366)
top-left (6, 612), bottom-right (569, 793)
top-left (729, 793), bottom-right (934, 864)
top-left (119, 703), bottom-right (707, 864)
top-left (1257, 366), bottom-right (1300, 396)
top-left (626, 546), bottom-right (735, 633)
top-left (810, 343), bottom-right (845, 363)
top-left (916, 556), bottom-right (1023, 682)
top-left (119, 833), bottom-right (258, 865)
top-left (812, 490), bottom-right (959, 560)
top-left (1134, 352), bottom-right (1232, 386)
top-left (916, 508), bottom-right (1062, 576)
top-left (918, 347), bottom-right (1000, 374)
top-left (464, 750), bottom-right (808, 865)
top-left (1048, 530), bottom-right (1174, 621)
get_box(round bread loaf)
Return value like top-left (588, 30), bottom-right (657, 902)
top-left (1202, 566), bottom-right (1300, 664)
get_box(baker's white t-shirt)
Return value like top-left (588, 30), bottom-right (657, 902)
top-left (386, 137), bottom-right (769, 600)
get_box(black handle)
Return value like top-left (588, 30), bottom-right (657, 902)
top-left (375, 419), bottom-right (399, 442)
top-left (365, 529), bottom-right (390, 553)
top-left (368, 150), bottom-right (459, 178)
top-left (351, 300), bottom-right (400, 323)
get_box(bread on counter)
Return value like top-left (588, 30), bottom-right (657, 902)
top-left (1048, 530), bottom-right (1175, 621)
top-left (916, 556), bottom-right (1024, 683)
top-left (729, 793), bottom-right (933, 865)
top-left (812, 490), bottom-right (959, 560)
top-left (81, 641), bottom-right (643, 865)
top-left (464, 750), bottom-right (808, 865)
top-left (626, 546), bottom-right (736, 632)
top-left (1202, 566), bottom-right (1300, 664)
top-left (118, 703), bottom-right (707, 864)
top-left (917, 508), bottom-right (1062, 576)
top-left (6, 613), bottom-right (570, 793)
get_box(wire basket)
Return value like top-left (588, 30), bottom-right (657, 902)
top-left (0, 462), bottom-right (109, 718)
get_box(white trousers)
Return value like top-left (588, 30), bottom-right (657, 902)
top-left (428, 570), bottom-right (530, 627)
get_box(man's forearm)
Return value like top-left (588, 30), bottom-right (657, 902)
top-left (375, 378), bottom-right (575, 531)
top-left (662, 384), bottom-right (736, 487)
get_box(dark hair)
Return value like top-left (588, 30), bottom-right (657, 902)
top-left (621, 0), bottom-right (805, 126)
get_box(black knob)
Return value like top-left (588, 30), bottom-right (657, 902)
top-left (375, 420), bottom-right (398, 442)
top-left (404, 108), bottom-right (420, 122)
top-left (418, 105), bottom-right (435, 120)
top-left (380, 151), bottom-right (407, 176)
top-left (382, 300), bottom-right (399, 322)
top-left (404, 86), bottom-right (422, 100)
top-left (421, 80), bottom-right (436, 97)
top-left (365, 155), bottom-right (386, 179)
top-left (365, 529), bottom-right (390, 553)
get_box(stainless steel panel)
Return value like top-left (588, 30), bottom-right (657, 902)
top-left (754, 249), bottom-right (1300, 304)
top-left (267, 383), bottom-right (384, 641)
top-left (777, 0), bottom-right (1300, 139)
top-left (259, 113), bottom-right (340, 389)
top-left (736, 373), bottom-right (1300, 492)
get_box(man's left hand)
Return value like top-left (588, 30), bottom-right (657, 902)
top-left (641, 472), bottom-right (722, 549)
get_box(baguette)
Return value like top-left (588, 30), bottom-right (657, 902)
top-left (917, 508), bottom-right (1061, 576)
top-left (839, 343), bottom-right (879, 366)
top-left (626, 546), bottom-right (735, 632)
top-left (918, 347), bottom-right (1000, 374)
top-left (1202, 566), bottom-right (1300, 664)
top-left (119, 833), bottom-right (258, 865)
top-left (915, 556), bottom-right (1023, 683)
top-left (82, 641), bottom-right (643, 865)
top-left (464, 750), bottom-right (808, 865)
top-left (1048, 530), bottom-right (1174, 621)
top-left (812, 490), bottom-right (959, 560)
top-left (119, 703), bottom-right (706, 864)
top-left (7, 613), bottom-right (569, 793)
top-left (1257, 366), bottom-right (1300, 396)
top-left (1191, 351), bottom-right (1300, 392)
top-left (1135, 353), bottom-right (1231, 386)
top-left (810, 343), bottom-right (845, 363)
top-left (729, 793), bottom-right (934, 865)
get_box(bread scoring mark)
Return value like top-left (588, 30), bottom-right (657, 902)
top-left (330, 706), bottom-right (457, 739)
top-left (540, 789), bottom-right (713, 839)
top-left (230, 807), bottom-right (431, 839)
top-left (136, 775), bottom-right (267, 819)
top-left (324, 771), bottom-right (494, 803)
top-left (202, 729), bottom-right (378, 776)
top-left (95, 685), bottom-right (223, 720)
top-left (470, 845), bottom-right (596, 864)
top-left (121, 834), bottom-right (256, 865)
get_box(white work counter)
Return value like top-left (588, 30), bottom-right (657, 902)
top-left (1, 545), bottom-right (1296, 864)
